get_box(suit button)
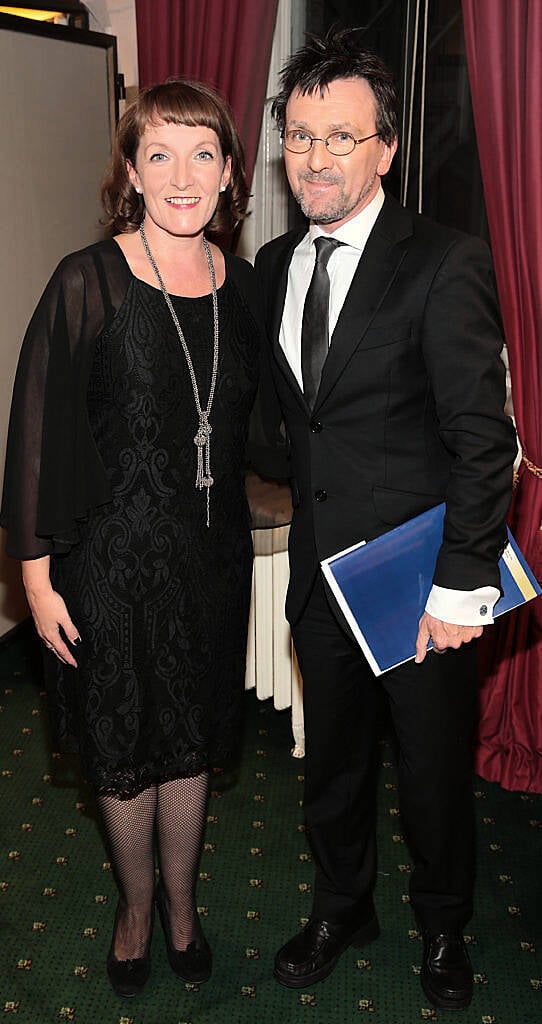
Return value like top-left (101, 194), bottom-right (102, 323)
top-left (310, 420), bottom-right (323, 433)
top-left (314, 489), bottom-right (327, 502)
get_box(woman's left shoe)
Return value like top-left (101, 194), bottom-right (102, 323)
top-left (156, 880), bottom-right (212, 983)
top-left (106, 902), bottom-right (154, 997)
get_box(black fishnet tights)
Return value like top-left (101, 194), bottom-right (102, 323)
top-left (157, 774), bottom-right (208, 951)
top-left (97, 772), bottom-right (208, 960)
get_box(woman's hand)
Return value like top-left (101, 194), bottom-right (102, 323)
top-left (22, 557), bottom-right (81, 667)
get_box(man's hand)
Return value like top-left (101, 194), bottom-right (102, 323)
top-left (415, 612), bottom-right (483, 664)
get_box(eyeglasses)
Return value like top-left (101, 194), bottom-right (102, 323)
top-left (283, 129), bottom-right (381, 156)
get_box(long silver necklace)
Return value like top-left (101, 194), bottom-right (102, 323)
top-left (139, 221), bottom-right (219, 527)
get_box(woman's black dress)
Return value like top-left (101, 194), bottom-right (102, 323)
top-left (1, 240), bottom-right (259, 796)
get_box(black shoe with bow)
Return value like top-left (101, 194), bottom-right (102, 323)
top-left (421, 932), bottom-right (473, 1009)
top-left (274, 913), bottom-right (380, 988)
top-left (156, 880), bottom-right (212, 983)
top-left (106, 902), bottom-right (154, 997)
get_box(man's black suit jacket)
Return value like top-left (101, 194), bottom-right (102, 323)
top-left (253, 193), bottom-right (517, 626)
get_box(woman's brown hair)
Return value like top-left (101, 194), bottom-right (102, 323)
top-left (101, 79), bottom-right (250, 237)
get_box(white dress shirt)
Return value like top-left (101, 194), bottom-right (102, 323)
top-left (280, 187), bottom-right (499, 626)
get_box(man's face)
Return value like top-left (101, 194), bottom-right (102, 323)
top-left (283, 77), bottom-right (397, 231)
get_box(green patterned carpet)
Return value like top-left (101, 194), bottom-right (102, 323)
top-left (1, 628), bottom-right (541, 1024)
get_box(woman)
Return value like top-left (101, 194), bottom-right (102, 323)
top-left (1, 80), bottom-right (261, 996)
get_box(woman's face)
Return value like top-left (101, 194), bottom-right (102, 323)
top-left (128, 119), bottom-right (231, 240)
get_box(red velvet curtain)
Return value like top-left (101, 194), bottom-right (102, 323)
top-left (462, 1), bottom-right (542, 792)
top-left (134, 0), bottom-right (278, 188)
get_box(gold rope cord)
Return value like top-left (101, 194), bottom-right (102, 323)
top-left (522, 454), bottom-right (542, 479)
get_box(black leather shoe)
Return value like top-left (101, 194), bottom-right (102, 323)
top-left (156, 881), bottom-right (212, 983)
top-left (274, 914), bottom-right (380, 988)
top-left (421, 932), bottom-right (473, 1009)
top-left (106, 902), bottom-right (153, 997)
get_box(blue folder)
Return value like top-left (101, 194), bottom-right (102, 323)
top-left (321, 503), bottom-right (541, 676)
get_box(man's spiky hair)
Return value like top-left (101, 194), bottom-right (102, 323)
top-left (272, 26), bottom-right (398, 145)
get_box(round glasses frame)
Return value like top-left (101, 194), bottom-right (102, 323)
top-left (283, 130), bottom-right (381, 156)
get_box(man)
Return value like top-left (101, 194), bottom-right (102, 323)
top-left (253, 28), bottom-right (517, 1011)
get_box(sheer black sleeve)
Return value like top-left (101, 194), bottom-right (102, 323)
top-left (1, 239), bottom-right (131, 559)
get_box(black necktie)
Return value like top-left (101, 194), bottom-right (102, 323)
top-left (301, 236), bottom-right (342, 408)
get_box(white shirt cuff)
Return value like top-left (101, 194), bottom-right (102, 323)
top-left (425, 584), bottom-right (500, 625)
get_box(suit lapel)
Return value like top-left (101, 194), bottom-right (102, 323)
top-left (315, 196), bottom-right (413, 411)
top-left (266, 196), bottom-right (414, 414)
top-left (268, 229), bottom-right (310, 409)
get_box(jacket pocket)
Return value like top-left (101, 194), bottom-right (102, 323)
top-left (372, 485), bottom-right (443, 526)
top-left (357, 320), bottom-right (412, 350)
